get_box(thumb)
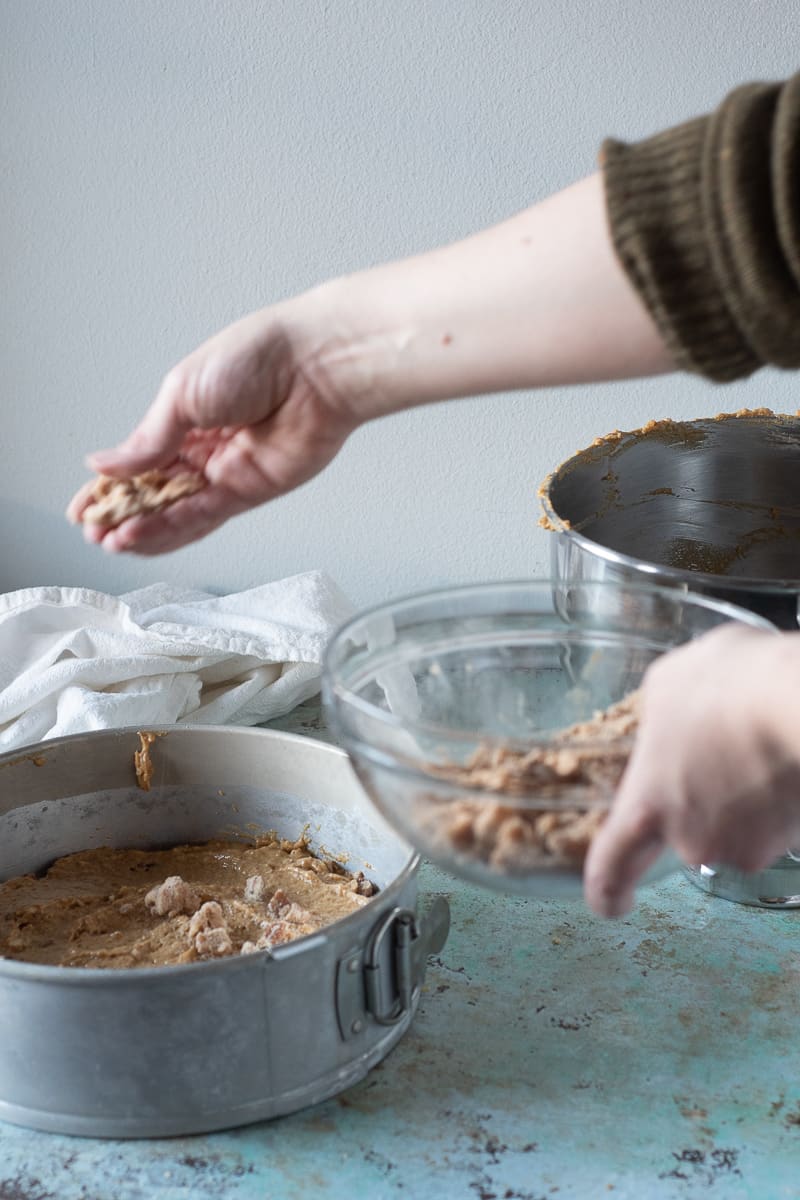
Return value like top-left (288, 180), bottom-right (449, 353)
top-left (87, 373), bottom-right (194, 476)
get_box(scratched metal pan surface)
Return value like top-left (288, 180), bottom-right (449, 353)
top-left (541, 411), bottom-right (800, 629)
top-left (0, 726), bottom-right (449, 1138)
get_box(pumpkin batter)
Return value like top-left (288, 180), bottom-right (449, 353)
top-left (0, 835), bottom-right (376, 969)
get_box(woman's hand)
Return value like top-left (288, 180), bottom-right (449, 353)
top-left (66, 294), bottom-right (363, 554)
top-left (584, 625), bottom-right (800, 916)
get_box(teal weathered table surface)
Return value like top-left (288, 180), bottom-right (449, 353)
top-left (2, 701), bottom-right (800, 1200)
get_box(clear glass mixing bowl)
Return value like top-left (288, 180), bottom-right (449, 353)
top-left (323, 580), bottom-right (773, 898)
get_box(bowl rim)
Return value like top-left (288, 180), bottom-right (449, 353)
top-left (323, 578), bottom-right (776, 750)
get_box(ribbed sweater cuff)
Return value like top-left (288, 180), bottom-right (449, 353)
top-left (602, 119), bottom-right (760, 383)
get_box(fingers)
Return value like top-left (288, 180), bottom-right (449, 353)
top-left (65, 478), bottom-right (100, 525)
top-left (92, 483), bottom-right (251, 556)
top-left (68, 424), bottom-right (302, 556)
top-left (584, 787), bottom-right (665, 917)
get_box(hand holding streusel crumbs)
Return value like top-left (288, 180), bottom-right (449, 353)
top-left (67, 301), bottom-right (359, 554)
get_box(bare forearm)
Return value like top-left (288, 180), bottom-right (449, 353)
top-left (297, 173), bottom-right (674, 421)
top-left (71, 174), bottom-right (675, 554)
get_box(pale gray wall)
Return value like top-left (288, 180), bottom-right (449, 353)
top-left (3, 1), bottom-right (798, 605)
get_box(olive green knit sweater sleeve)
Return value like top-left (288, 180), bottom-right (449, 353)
top-left (602, 73), bottom-right (800, 382)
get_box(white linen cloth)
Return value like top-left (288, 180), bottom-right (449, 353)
top-left (0, 572), bottom-right (353, 752)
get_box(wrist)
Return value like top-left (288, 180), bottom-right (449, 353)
top-left (275, 274), bottom-right (414, 428)
top-left (296, 259), bottom-right (474, 425)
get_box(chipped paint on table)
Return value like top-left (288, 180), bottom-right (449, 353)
top-left (2, 700), bottom-right (800, 1200)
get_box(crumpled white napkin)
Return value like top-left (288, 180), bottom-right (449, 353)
top-left (0, 571), bottom-right (354, 752)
